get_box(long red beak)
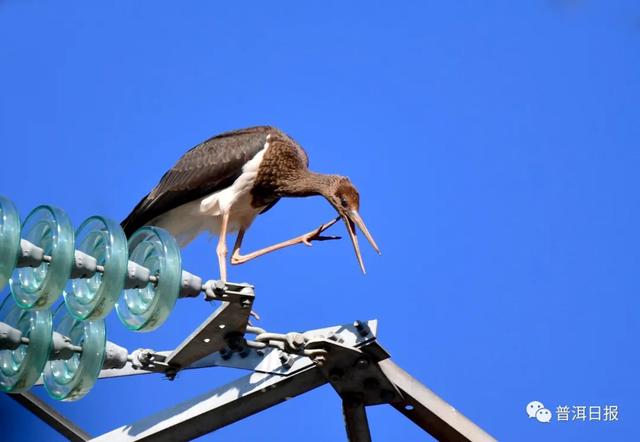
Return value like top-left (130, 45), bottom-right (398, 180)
top-left (341, 210), bottom-right (381, 274)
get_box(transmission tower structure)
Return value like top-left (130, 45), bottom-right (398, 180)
top-left (0, 196), bottom-right (496, 441)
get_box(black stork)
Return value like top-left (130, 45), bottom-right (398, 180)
top-left (121, 126), bottom-right (380, 281)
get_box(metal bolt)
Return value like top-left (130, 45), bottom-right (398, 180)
top-left (138, 350), bottom-right (152, 365)
top-left (329, 368), bottom-right (344, 382)
top-left (225, 333), bottom-right (244, 352)
top-left (292, 334), bottom-right (305, 347)
top-left (279, 352), bottom-right (294, 368)
top-left (353, 320), bottom-right (369, 337)
top-left (165, 368), bottom-right (177, 381)
top-left (239, 347), bottom-right (251, 359)
top-left (213, 280), bottom-right (226, 296)
top-left (380, 389), bottom-right (395, 402)
top-left (286, 332), bottom-right (305, 350)
top-left (356, 357), bottom-right (369, 369)
top-left (220, 347), bottom-right (232, 361)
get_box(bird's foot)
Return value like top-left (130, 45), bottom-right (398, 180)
top-left (302, 217), bottom-right (342, 246)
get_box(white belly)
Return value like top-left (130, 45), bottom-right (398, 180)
top-left (152, 193), bottom-right (264, 247)
top-left (150, 143), bottom-right (269, 247)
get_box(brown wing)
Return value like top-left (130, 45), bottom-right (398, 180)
top-left (121, 126), bottom-right (276, 236)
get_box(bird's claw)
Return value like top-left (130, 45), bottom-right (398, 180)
top-left (315, 235), bottom-right (342, 242)
top-left (303, 221), bottom-right (341, 246)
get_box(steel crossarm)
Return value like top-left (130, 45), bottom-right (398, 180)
top-left (92, 361), bottom-right (326, 441)
top-left (9, 392), bottom-right (91, 442)
top-left (7, 317), bottom-right (497, 442)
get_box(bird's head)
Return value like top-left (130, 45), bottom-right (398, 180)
top-left (324, 176), bottom-right (381, 273)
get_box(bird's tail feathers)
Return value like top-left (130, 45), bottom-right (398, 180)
top-left (121, 195), bottom-right (152, 237)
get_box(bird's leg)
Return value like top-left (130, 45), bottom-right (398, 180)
top-left (217, 212), bottom-right (230, 281)
top-left (231, 217), bottom-right (341, 265)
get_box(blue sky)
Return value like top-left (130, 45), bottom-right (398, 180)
top-left (1, 1), bottom-right (639, 440)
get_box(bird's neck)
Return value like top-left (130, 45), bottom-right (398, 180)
top-left (282, 171), bottom-right (337, 198)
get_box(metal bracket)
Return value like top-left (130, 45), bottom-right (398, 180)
top-left (310, 339), bottom-right (401, 406)
top-left (379, 359), bottom-right (496, 442)
top-left (8, 392), bottom-right (91, 442)
top-left (166, 288), bottom-right (254, 370)
top-left (192, 319), bottom-right (380, 375)
top-left (8, 317), bottom-right (496, 442)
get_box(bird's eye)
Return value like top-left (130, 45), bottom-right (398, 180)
top-left (340, 197), bottom-right (348, 208)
